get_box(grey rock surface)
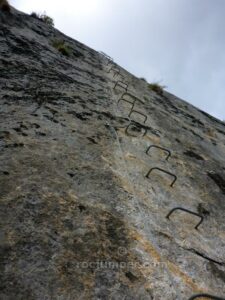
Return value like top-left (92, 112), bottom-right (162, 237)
top-left (0, 7), bottom-right (225, 300)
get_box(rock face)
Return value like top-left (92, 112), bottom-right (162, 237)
top-left (1, 7), bottom-right (225, 300)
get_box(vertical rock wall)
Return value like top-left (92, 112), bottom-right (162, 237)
top-left (0, 8), bottom-right (225, 300)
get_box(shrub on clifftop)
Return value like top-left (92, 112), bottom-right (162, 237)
top-left (31, 12), bottom-right (54, 26)
top-left (148, 82), bottom-right (166, 95)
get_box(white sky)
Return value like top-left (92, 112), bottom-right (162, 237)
top-left (12, 0), bottom-right (225, 120)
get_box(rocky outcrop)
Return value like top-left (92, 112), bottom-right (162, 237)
top-left (1, 7), bottom-right (225, 300)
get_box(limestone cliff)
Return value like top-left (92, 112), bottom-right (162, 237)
top-left (1, 7), bottom-right (225, 300)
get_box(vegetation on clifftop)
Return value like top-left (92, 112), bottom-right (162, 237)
top-left (31, 12), bottom-right (54, 26)
top-left (148, 82), bottom-right (166, 95)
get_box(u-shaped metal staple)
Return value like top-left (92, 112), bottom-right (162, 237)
top-left (117, 98), bottom-right (135, 112)
top-left (114, 81), bottom-right (128, 92)
top-left (146, 167), bottom-right (177, 187)
top-left (118, 93), bottom-right (144, 114)
top-left (113, 71), bottom-right (121, 78)
top-left (166, 207), bottom-right (204, 230)
top-left (120, 92), bottom-right (144, 106)
top-left (119, 74), bottom-right (125, 81)
top-left (188, 294), bottom-right (225, 300)
top-left (106, 60), bottom-right (114, 66)
top-left (108, 66), bottom-right (120, 75)
top-left (146, 145), bottom-right (171, 161)
top-left (129, 109), bottom-right (147, 124)
top-left (99, 51), bottom-right (113, 61)
top-left (125, 123), bottom-right (147, 137)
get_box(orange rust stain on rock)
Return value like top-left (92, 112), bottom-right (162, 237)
top-left (130, 230), bottom-right (207, 294)
top-left (144, 135), bottom-right (160, 144)
top-left (117, 176), bottom-right (135, 195)
top-left (130, 231), bottom-right (161, 262)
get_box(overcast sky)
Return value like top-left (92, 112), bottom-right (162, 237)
top-left (12, 0), bottom-right (225, 120)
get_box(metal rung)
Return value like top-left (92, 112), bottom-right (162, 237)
top-left (125, 123), bottom-right (147, 137)
top-left (113, 71), bottom-right (121, 78)
top-left (146, 167), bottom-right (177, 187)
top-left (120, 92), bottom-right (144, 105)
top-left (117, 98), bottom-right (134, 112)
top-left (117, 93), bottom-right (144, 115)
top-left (108, 66), bottom-right (120, 74)
top-left (119, 74), bottom-right (125, 81)
top-left (106, 60), bottom-right (114, 66)
top-left (188, 294), bottom-right (225, 300)
top-left (99, 51), bottom-right (113, 61)
top-left (129, 109), bottom-right (147, 124)
top-left (166, 207), bottom-right (204, 230)
top-left (118, 94), bottom-right (135, 107)
top-left (146, 145), bottom-right (171, 161)
top-left (114, 81), bottom-right (128, 92)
